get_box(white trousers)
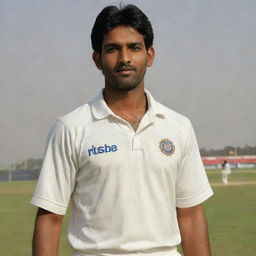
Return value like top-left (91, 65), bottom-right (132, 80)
top-left (222, 172), bottom-right (230, 184)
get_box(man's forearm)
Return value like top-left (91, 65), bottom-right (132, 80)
top-left (32, 208), bottom-right (64, 256)
top-left (177, 204), bottom-right (211, 256)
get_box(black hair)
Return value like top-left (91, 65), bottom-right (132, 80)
top-left (91, 4), bottom-right (154, 53)
top-left (222, 160), bottom-right (227, 168)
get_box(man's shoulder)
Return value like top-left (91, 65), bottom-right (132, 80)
top-left (155, 100), bottom-right (191, 127)
top-left (147, 90), bottom-right (190, 126)
top-left (57, 102), bottom-right (91, 129)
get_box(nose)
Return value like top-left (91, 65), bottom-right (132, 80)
top-left (119, 48), bottom-right (131, 63)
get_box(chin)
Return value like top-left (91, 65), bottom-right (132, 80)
top-left (118, 85), bottom-right (138, 91)
top-left (106, 77), bottom-right (143, 92)
top-left (115, 79), bottom-right (142, 91)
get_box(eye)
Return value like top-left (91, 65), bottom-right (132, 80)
top-left (131, 44), bottom-right (141, 51)
top-left (105, 46), bottom-right (118, 53)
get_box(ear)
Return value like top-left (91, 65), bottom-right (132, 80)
top-left (146, 47), bottom-right (155, 67)
top-left (92, 51), bottom-right (102, 70)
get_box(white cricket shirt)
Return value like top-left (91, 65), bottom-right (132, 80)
top-left (31, 90), bottom-right (213, 256)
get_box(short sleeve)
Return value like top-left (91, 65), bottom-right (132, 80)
top-left (31, 120), bottom-right (78, 215)
top-left (176, 120), bottom-right (213, 208)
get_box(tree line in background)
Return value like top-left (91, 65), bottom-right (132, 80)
top-left (200, 145), bottom-right (256, 157)
top-left (0, 158), bottom-right (43, 171)
top-left (1, 145), bottom-right (256, 171)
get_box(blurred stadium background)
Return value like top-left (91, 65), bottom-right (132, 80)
top-left (1, 146), bottom-right (256, 182)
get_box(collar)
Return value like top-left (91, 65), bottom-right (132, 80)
top-left (90, 89), bottom-right (166, 120)
top-left (145, 89), bottom-right (166, 119)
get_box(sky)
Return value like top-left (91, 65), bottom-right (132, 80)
top-left (0, 0), bottom-right (255, 164)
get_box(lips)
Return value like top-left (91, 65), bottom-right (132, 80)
top-left (115, 66), bottom-right (136, 75)
top-left (115, 65), bottom-right (136, 72)
top-left (117, 69), bottom-right (134, 75)
top-left (117, 68), bottom-right (134, 72)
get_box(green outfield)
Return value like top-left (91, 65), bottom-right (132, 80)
top-left (0, 169), bottom-right (255, 256)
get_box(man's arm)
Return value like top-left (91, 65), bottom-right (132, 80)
top-left (177, 204), bottom-right (211, 256)
top-left (32, 208), bottom-right (64, 256)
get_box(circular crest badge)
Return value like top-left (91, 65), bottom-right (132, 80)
top-left (159, 139), bottom-right (175, 156)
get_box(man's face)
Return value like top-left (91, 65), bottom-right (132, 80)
top-left (93, 26), bottom-right (154, 91)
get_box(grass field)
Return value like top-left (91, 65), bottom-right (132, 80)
top-left (0, 169), bottom-right (255, 256)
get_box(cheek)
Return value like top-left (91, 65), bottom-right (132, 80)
top-left (135, 57), bottom-right (149, 71)
top-left (101, 62), bottom-right (112, 75)
top-left (101, 54), bottom-right (118, 68)
top-left (101, 59), bottom-right (117, 78)
top-left (136, 53), bottom-right (149, 65)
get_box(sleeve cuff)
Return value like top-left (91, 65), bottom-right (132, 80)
top-left (176, 186), bottom-right (214, 208)
top-left (31, 195), bottom-right (67, 215)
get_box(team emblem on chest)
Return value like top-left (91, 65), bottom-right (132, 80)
top-left (159, 139), bottom-right (175, 156)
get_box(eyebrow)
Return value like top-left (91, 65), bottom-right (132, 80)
top-left (103, 41), bottom-right (144, 49)
top-left (103, 43), bottom-right (119, 49)
top-left (128, 42), bottom-right (144, 47)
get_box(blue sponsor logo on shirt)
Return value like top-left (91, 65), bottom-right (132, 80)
top-left (88, 144), bottom-right (118, 156)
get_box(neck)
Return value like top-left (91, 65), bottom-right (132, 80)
top-left (103, 86), bottom-right (148, 131)
top-left (103, 85), bottom-right (147, 113)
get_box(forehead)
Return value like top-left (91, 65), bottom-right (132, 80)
top-left (103, 26), bottom-right (145, 45)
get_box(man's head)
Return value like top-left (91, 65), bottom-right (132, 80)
top-left (91, 5), bottom-right (155, 92)
top-left (91, 4), bottom-right (154, 54)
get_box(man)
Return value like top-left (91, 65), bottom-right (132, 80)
top-left (32, 5), bottom-right (213, 256)
top-left (221, 160), bottom-right (232, 184)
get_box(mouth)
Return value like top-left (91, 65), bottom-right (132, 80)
top-left (116, 67), bottom-right (136, 76)
top-left (117, 69), bottom-right (134, 75)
